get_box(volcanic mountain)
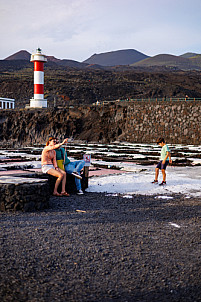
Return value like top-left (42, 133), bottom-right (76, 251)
top-left (3, 49), bottom-right (201, 70)
top-left (5, 50), bottom-right (31, 61)
top-left (131, 54), bottom-right (201, 70)
top-left (83, 49), bottom-right (149, 66)
top-left (5, 50), bottom-right (61, 63)
top-left (180, 52), bottom-right (199, 58)
top-left (4, 50), bottom-right (89, 69)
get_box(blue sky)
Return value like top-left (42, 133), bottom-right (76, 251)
top-left (0, 0), bottom-right (201, 61)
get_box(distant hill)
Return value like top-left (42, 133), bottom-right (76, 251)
top-left (0, 60), bottom-right (32, 71)
top-left (45, 56), bottom-right (89, 68)
top-left (131, 54), bottom-right (201, 70)
top-left (57, 59), bottom-right (89, 69)
top-left (46, 55), bottom-right (61, 63)
top-left (83, 49), bottom-right (149, 66)
top-left (4, 50), bottom-right (90, 69)
top-left (190, 54), bottom-right (201, 68)
top-left (180, 52), bottom-right (199, 58)
top-left (5, 51), bottom-right (62, 62)
top-left (3, 49), bottom-right (201, 71)
top-left (5, 50), bottom-right (31, 61)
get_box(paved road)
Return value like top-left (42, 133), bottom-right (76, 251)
top-left (0, 193), bottom-right (201, 301)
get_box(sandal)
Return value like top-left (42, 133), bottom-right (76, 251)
top-left (53, 192), bottom-right (62, 197)
top-left (61, 191), bottom-right (70, 197)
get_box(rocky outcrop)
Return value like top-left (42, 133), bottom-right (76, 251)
top-left (0, 100), bottom-right (201, 146)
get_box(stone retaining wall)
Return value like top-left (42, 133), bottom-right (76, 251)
top-left (0, 101), bottom-right (201, 146)
top-left (0, 169), bottom-right (88, 212)
top-left (122, 100), bottom-right (201, 144)
top-left (0, 180), bottom-right (50, 212)
top-left (75, 100), bottom-right (201, 144)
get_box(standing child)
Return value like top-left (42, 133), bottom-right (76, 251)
top-left (152, 137), bottom-right (172, 186)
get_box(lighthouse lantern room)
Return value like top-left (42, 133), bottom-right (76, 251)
top-left (30, 48), bottom-right (47, 108)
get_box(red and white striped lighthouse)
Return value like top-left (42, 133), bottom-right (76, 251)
top-left (30, 48), bottom-right (47, 108)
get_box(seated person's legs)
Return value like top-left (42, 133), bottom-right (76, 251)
top-left (47, 168), bottom-right (63, 196)
top-left (75, 177), bottom-right (82, 191)
top-left (65, 161), bottom-right (85, 194)
top-left (65, 160), bottom-right (85, 174)
top-left (65, 162), bottom-right (76, 174)
top-left (58, 168), bottom-right (68, 194)
top-left (74, 160), bottom-right (85, 172)
top-left (65, 160), bottom-right (85, 179)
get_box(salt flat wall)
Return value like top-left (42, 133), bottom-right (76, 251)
top-left (0, 101), bottom-right (200, 146)
top-left (118, 100), bottom-right (201, 144)
top-left (79, 100), bottom-right (201, 145)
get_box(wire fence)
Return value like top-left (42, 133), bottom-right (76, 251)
top-left (115, 97), bottom-right (201, 102)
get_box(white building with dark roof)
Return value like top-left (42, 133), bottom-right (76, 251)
top-left (0, 98), bottom-right (15, 109)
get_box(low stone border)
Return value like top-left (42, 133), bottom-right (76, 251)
top-left (0, 176), bottom-right (50, 212)
top-left (0, 167), bottom-right (89, 212)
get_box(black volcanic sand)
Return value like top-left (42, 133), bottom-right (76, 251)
top-left (0, 192), bottom-right (201, 302)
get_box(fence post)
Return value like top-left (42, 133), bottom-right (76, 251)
top-left (82, 166), bottom-right (89, 190)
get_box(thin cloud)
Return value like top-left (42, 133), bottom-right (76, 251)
top-left (0, 0), bottom-right (201, 60)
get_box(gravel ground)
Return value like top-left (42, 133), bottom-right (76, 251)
top-left (0, 192), bottom-right (201, 302)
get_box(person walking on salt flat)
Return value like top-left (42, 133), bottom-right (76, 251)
top-left (152, 137), bottom-right (172, 186)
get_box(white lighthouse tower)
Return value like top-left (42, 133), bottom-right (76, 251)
top-left (30, 48), bottom-right (47, 108)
